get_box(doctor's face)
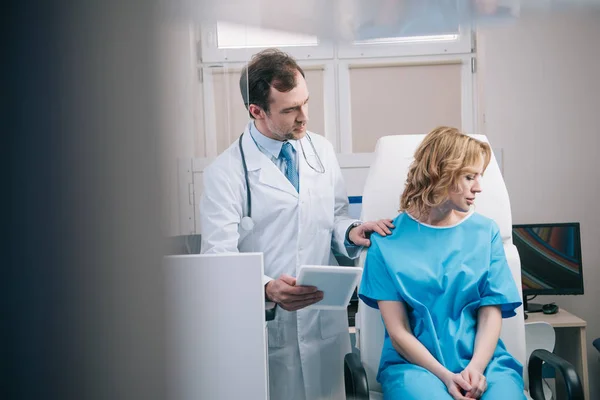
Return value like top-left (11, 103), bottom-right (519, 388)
top-left (446, 155), bottom-right (484, 213)
top-left (259, 71), bottom-right (310, 141)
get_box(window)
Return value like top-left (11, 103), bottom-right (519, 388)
top-left (215, 21), bottom-right (318, 49)
top-left (349, 62), bottom-right (463, 152)
top-left (353, 34), bottom-right (459, 45)
top-left (197, 6), bottom-right (476, 157)
top-left (200, 22), bottom-right (333, 62)
top-left (337, 54), bottom-right (476, 153)
top-left (338, 0), bottom-right (473, 58)
top-left (338, 27), bottom-right (471, 59)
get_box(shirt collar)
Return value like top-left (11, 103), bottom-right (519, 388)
top-left (250, 121), bottom-right (298, 158)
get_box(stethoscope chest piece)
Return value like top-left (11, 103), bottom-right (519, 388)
top-left (240, 216), bottom-right (255, 231)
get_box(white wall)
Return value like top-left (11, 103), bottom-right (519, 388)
top-left (158, 21), bottom-right (202, 236)
top-left (479, 10), bottom-right (600, 398)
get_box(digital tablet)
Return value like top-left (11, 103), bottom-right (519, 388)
top-left (296, 265), bottom-right (362, 310)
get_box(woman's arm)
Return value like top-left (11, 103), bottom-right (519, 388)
top-left (460, 305), bottom-right (502, 398)
top-left (469, 305), bottom-right (502, 373)
top-left (378, 300), bottom-right (471, 399)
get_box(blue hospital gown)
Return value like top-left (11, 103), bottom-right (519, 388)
top-left (359, 212), bottom-right (525, 400)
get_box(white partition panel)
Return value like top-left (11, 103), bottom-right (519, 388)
top-left (164, 253), bottom-right (268, 400)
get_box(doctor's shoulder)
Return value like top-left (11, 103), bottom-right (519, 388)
top-left (203, 144), bottom-right (245, 183)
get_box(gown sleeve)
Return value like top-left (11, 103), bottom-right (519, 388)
top-left (479, 222), bottom-right (523, 318)
top-left (358, 235), bottom-right (404, 309)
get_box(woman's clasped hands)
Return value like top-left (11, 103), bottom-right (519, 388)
top-left (443, 364), bottom-right (488, 400)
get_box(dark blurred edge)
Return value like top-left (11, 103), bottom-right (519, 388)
top-left (2, 1), bottom-right (166, 399)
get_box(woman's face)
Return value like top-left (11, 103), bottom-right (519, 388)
top-left (447, 155), bottom-right (484, 213)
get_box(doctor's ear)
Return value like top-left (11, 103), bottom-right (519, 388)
top-left (248, 104), bottom-right (265, 120)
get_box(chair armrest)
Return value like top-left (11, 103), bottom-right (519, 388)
top-left (344, 352), bottom-right (369, 400)
top-left (528, 349), bottom-right (584, 400)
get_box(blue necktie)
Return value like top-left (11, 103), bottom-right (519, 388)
top-left (280, 142), bottom-right (299, 192)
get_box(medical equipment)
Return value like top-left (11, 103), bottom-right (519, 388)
top-left (237, 131), bottom-right (325, 231)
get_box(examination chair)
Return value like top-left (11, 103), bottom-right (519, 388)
top-left (344, 134), bottom-right (584, 400)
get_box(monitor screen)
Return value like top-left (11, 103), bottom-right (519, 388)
top-left (513, 222), bottom-right (584, 296)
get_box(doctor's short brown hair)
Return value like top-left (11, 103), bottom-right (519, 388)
top-left (399, 126), bottom-right (492, 219)
top-left (239, 48), bottom-right (305, 118)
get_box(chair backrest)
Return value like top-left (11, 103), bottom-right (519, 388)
top-left (356, 134), bottom-right (526, 393)
top-left (524, 322), bottom-right (556, 361)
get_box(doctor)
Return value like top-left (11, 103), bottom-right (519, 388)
top-left (200, 48), bottom-right (393, 400)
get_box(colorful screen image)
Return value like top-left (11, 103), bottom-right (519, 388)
top-left (513, 223), bottom-right (584, 294)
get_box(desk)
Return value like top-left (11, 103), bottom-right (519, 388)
top-left (526, 308), bottom-right (589, 400)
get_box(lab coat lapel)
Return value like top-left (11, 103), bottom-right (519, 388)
top-left (259, 158), bottom-right (298, 198)
top-left (242, 123), bottom-right (298, 198)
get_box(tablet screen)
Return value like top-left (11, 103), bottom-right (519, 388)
top-left (297, 266), bottom-right (361, 310)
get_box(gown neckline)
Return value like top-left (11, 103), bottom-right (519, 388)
top-left (405, 209), bottom-right (475, 229)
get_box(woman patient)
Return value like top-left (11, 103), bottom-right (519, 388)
top-left (359, 127), bottom-right (525, 400)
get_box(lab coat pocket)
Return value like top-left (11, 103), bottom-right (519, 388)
top-left (309, 188), bottom-right (335, 230)
top-left (266, 320), bottom-right (285, 348)
top-left (319, 310), bottom-right (348, 340)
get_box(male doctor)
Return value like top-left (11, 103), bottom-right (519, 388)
top-left (200, 48), bottom-right (393, 400)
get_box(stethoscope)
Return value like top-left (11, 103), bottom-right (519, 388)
top-left (238, 131), bottom-right (326, 231)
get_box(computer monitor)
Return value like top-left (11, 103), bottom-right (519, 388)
top-left (512, 222), bottom-right (584, 312)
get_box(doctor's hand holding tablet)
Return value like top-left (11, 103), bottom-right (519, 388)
top-left (265, 274), bottom-right (324, 311)
top-left (266, 218), bottom-right (395, 311)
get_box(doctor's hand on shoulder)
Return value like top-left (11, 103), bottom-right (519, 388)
top-left (348, 219), bottom-right (395, 247)
top-left (265, 274), bottom-right (324, 312)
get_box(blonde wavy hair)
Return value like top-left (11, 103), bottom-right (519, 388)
top-left (399, 126), bottom-right (492, 219)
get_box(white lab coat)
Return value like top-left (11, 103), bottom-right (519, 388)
top-left (200, 123), bottom-right (361, 400)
